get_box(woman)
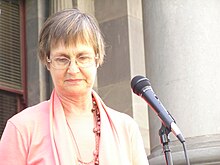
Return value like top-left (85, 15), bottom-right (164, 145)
top-left (0, 8), bottom-right (149, 165)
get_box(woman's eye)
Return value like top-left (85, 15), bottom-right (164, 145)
top-left (55, 57), bottom-right (69, 63)
top-left (78, 55), bottom-right (91, 61)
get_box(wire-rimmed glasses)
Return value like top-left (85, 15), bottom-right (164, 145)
top-left (47, 55), bottom-right (98, 69)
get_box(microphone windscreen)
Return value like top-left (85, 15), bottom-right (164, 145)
top-left (131, 75), bottom-right (151, 95)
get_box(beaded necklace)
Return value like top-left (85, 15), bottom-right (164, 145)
top-left (66, 98), bottom-right (101, 165)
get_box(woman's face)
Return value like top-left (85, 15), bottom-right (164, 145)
top-left (48, 42), bottom-right (97, 98)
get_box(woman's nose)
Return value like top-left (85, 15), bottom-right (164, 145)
top-left (67, 60), bottom-right (80, 73)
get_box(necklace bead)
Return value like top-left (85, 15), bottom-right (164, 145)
top-left (92, 98), bottom-right (100, 165)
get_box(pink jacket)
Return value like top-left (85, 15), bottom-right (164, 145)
top-left (0, 90), bottom-right (149, 165)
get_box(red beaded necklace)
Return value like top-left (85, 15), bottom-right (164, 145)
top-left (66, 98), bottom-right (100, 165)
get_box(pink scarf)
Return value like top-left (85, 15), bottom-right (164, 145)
top-left (49, 90), bottom-right (126, 165)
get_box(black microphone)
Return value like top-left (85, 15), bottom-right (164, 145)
top-left (131, 75), bottom-right (185, 143)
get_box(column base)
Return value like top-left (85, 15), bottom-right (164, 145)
top-left (148, 134), bottom-right (220, 165)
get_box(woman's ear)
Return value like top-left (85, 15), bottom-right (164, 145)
top-left (96, 63), bottom-right (99, 68)
top-left (45, 56), bottom-right (51, 70)
top-left (46, 63), bottom-right (50, 70)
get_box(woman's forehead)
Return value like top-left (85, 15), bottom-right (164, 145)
top-left (50, 42), bottom-right (95, 55)
top-left (51, 35), bottom-right (95, 48)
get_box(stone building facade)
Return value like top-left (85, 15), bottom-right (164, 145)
top-left (0, 0), bottom-right (220, 164)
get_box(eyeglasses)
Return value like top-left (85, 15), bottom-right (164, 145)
top-left (47, 55), bottom-right (98, 69)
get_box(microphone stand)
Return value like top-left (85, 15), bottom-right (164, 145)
top-left (159, 124), bottom-right (173, 165)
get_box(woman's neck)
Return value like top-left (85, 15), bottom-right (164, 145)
top-left (57, 91), bottom-right (94, 118)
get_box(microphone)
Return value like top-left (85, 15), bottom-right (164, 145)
top-left (131, 75), bottom-right (185, 143)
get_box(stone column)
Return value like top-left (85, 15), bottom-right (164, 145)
top-left (74, 0), bottom-right (94, 15)
top-left (26, 0), bottom-right (50, 106)
top-left (50, 0), bottom-right (73, 14)
top-left (142, 0), bottom-right (220, 164)
top-left (95, 0), bottom-right (150, 154)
